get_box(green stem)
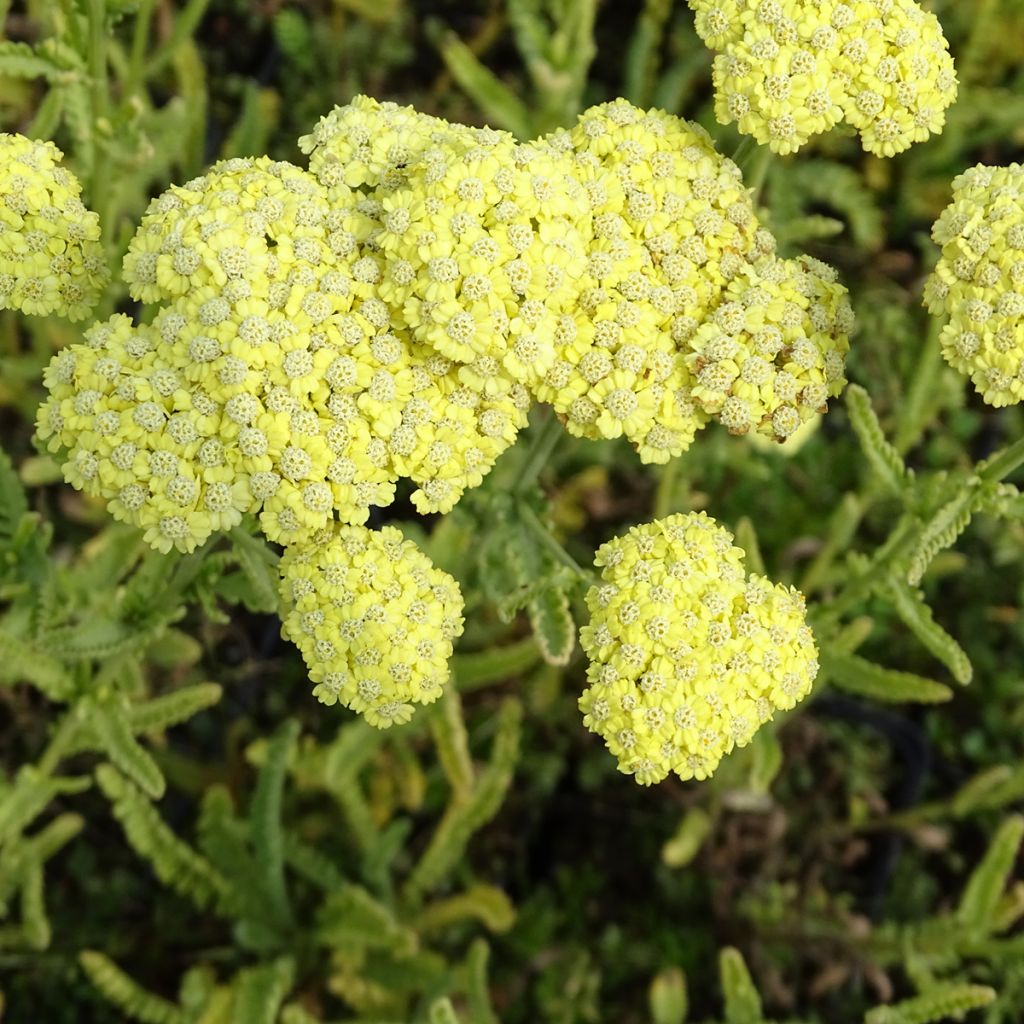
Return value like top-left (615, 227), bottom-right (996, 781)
top-left (518, 502), bottom-right (594, 583)
top-left (653, 456), bottom-right (684, 520)
top-left (894, 317), bottom-right (945, 455)
top-left (747, 145), bottom-right (773, 205)
top-left (37, 710), bottom-right (80, 776)
top-left (87, 0), bottom-right (107, 117)
top-left (513, 410), bottom-right (564, 493)
top-left (144, 0), bottom-right (214, 80)
top-left (731, 136), bottom-right (752, 166)
top-left (451, 637), bottom-right (541, 692)
top-left (813, 515), bottom-right (918, 626)
top-left (123, 0), bottom-right (158, 104)
top-left (979, 435), bottom-right (1024, 483)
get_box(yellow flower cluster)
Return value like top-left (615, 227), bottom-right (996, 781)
top-left (279, 523), bottom-right (465, 727)
top-left (535, 100), bottom-right (851, 457)
top-left (579, 512), bottom-right (817, 784)
top-left (688, 0), bottom-right (957, 156)
top-left (39, 155), bottom-right (531, 551)
top-left (0, 133), bottom-right (108, 321)
top-left (41, 98), bottom-right (855, 554)
top-left (687, 255), bottom-right (853, 439)
top-left (925, 164), bottom-right (1024, 407)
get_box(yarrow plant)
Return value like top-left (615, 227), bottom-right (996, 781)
top-left (0, 133), bottom-right (108, 321)
top-left (688, 0), bottom-right (958, 155)
top-left (9, 3), bottom-right (1024, 1021)
top-left (924, 163), bottom-right (1024, 407)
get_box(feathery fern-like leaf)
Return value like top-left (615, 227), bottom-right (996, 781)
top-left (887, 576), bottom-right (973, 684)
top-left (820, 650), bottom-right (953, 704)
top-left (230, 958), bottom-right (295, 1024)
top-left (249, 719), bottom-right (299, 927)
top-left (127, 683), bottom-right (223, 734)
top-left (846, 385), bottom-right (912, 497)
top-left (0, 630), bottom-right (75, 700)
top-left (528, 587), bottom-right (575, 666)
top-left (430, 687), bottom-right (474, 800)
top-left (865, 984), bottom-right (996, 1024)
top-left (465, 938), bottom-right (499, 1024)
top-left (957, 816), bottom-right (1024, 933)
top-left (907, 488), bottom-right (982, 586)
top-left (720, 947), bottom-right (763, 1024)
top-left (96, 765), bottom-right (226, 909)
top-left (79, 950), bottom-right (188, 1024)
top-left (406, 699), bottom-right (521, 900)
top-left (92, 700), bottom-right (165, 799)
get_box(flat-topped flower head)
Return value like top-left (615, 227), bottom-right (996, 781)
top-left (122, 155), bottom-right (373, 307)
top-left (687, 254), bottom-right (854, 439)
top-left (536, 100), bottom-right (774, 462)
top-left (36, 314), bottom-right (236, 553)
top-left (579, 512), bottom-right (818, 784)
top-left (45, 160), bottom-right (411, 550)
top-left (374, 128), bottom-right (591, 389)
top-left (279, 524), bottom-right (465, 726)
top-left (0, 133), bottom-right (108, 320)
top-left (689, 0), bottom-right (957, 155)
top-left (299, 94), bottom-right (462, 194)
top-left (925, 163), bottom-right (1024, 406)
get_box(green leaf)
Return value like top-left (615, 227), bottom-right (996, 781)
top-left (846, 385), bottom-right (912, 497)
top-left (733, 517), bottom-right (765, 577)
top-left (316, 884), bottom-right (416, 954)
top-left (952, 766), bottom-right (1024, 818)
top-left (127, 683), bottom-right (222, 734)
top-left (230, 958), bottom-right (295, 1024)
top-left (93, 700), bottom-right (166, 799)
top-left (45, 616), bottom-right (157, 662)
top-left (406, 699), bottom-right (521, 900)
top-left (865, 984), bottom-right (996, 1024)
top-left (649, 966), bottom-right (688, 1024)
top-left (430, 687), bottom-right (475, 800)
top-left (79, 950), bottom-right (188, 1024)
top-left (887, 577), bottom-right (972, 685)
top-left (661, 808), bottom-right (712, 869)
top-left (719, 948), bottom-right (763, 1024)
top-left (0, 446), bottom-right (28, 539)
top-left (249, 720), bottom-right (299, 927)
top-left (429, 998), bottom-right (462, 1024)
top-left (230, 527), bottom-right (281, 613)
top-left (435, 30), bottom-right (532, 139)
top-left (820, 650), bottom-right (952, 704)
top-left (0, 630), bottom-right (75, 700)
top-left (0, 41), bottom-right (71, 80)
top-left (0, 768), bottom-right (89, 846)
top-left (96, 765), bottom-right (225, 910)
top-left (418, 884), bottom-right (516, 935)
top-left (957, 815), bottom-right (1024, 933)
top-left (528, 586), bottom-right (575, 666)
top-left (20, 863), bottom-right (50, 951)
top-left (466, 939), bottom-right (499, 1024)
top-left (907, 488), bottom-right (982, 587)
